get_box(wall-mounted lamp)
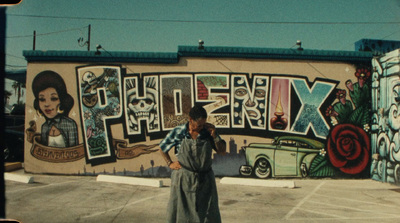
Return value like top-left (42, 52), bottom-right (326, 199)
top-left (198, 40), bottom-right (204, 50)
top-left (296, 40), bottom-right (303, 51)
top-left (95, 44), bottom-right (102, 55)
top-left (95, 44), bottom-right (113, 57)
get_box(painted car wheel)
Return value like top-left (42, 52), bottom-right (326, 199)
top-left (254, 158), bottom-right (271, 179)
top-left (301, 163), bottom-right (308, 177)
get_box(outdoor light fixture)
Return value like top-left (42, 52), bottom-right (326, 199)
top-left (198, 40), bottom-right (204, 50)
top-left (95, 44), bottom-right (102, 55)
top-left (95, 44), bottom-right (113, 57)
top-left (296, 40), bottom-right (303, 51)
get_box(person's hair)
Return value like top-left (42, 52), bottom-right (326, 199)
top-left (32, 70), bottom-right (74, 117)
top-left (189, 105), bottom-right (207, 121)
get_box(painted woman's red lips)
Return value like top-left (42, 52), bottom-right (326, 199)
top-left (45, 109), bottom-right (53, 114)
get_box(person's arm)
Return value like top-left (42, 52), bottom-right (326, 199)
top-left (159, 148), bottom-right (181, 170)
top-left (159, 128), bottom-right (182, 170)
top-left (205, 123), bottom-right (226, 155)
top-left (213, 135), bottom-right (227, 155)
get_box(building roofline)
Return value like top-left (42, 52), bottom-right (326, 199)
top-left (178, 46), bottom-right (373, 62)
top-left (23, 45), bottom-right (373, 64)
top-left (23, 50), bottom-right (179, 63)
top-left (4, 69), bottom-right (27, 83)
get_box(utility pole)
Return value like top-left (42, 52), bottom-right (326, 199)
top-left (87, 24), bottom-right (91, 51)
top-left (33, 30), bottom-right (36, 50)
top-left (78, 25), bottom-right (91, 51)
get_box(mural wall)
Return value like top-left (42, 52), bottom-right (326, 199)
top-left (23, 57), bottom-right (371, 179)
top-left (371, 49), bottom-right (400, 184)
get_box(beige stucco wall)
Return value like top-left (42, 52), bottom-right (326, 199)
top-left (24, 57), bottom-right (360, 176)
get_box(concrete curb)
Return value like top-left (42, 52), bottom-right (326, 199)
top-left (97, 175), bottom-right (163, 188)
top-left (220, 177), bottom-right (296, 188)
top-left (4, 162), bottom-right (23, 172)
top-left (4, 173), bottom-right (34, 184)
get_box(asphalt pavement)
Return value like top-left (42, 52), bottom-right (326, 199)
top-left (4, 168), bottom-right (400, 223)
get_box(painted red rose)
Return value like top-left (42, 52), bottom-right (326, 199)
top-left (327, 124), bottom-right (370, 175)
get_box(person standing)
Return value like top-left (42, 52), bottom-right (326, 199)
top-left (159, 105), bottom-right (226, 223)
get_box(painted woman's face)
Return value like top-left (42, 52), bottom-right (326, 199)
top-left (39, 87), bottom-right (60, 119)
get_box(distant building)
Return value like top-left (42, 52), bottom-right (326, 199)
top-left (229, 137), bottom-right (237, 154)
top-left (355, 39), bottom-right (400, 54)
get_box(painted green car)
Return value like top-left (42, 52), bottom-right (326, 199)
top-left (240, 136), bottom-right (324, 178)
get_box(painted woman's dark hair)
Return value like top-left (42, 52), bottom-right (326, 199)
top-left (32, 70), bottom-right (74, 117)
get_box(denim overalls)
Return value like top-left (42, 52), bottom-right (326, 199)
top-left (167, 131), bottom-right (221, 223)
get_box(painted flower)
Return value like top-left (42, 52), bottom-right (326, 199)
top-left (363, 124), bottom-right (370, 132)
top-left (336, 89), bottom-right (346, 99)
top-left (84, 110), bottom-right (92, 120)
top-left (355, 68), bottom-right (371, 81)
top-left (319, 148), bottom-right (327, 157)
top-left (327, 124), bottom-right (370, 175)
top-left (336, 89), bottom-right (347, 105)
top-left (355, 68), bottom-right (371, 88)
top-left (330, 116), bottom-right (338, 126)
top-left (326, 105), bottom-right (338, 117)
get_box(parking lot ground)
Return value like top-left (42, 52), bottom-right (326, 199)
top-left (4, 169), bottom-right (400, 223)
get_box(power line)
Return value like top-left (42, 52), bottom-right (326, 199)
top-left (380, 29), bottom-right (400, 40)
top-left (6, 25), bottom-right (88, 39)
top-left (7, 13), bottom-right (400, 25)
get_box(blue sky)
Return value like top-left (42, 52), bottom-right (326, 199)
top-left (4, 0), bottom-right (400, 70)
